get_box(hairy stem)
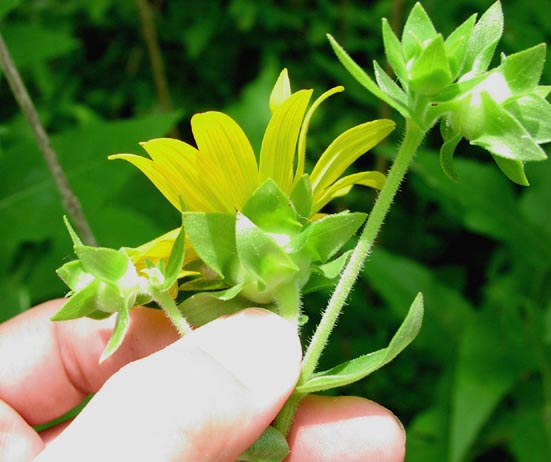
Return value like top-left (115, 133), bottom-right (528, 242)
top-left (0, 33), bottom-right (97, 246)
top-left (275, 120), bottom-right (425, 435)
top-left (153, 288), bottom-right (193, 336)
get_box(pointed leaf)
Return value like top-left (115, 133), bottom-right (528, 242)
top-left (297, 293), bottom-right (423, 393)
top-left (401, 2), bottom-right (437, 60)
top-left (163, 225), bottom-right (186, 290)
top-left (290, 174), bottom-right (313, 221)
top-left (373, 61), bottom-right (408, 108)
top-left (179, 285), bottom-right (250, 327)
top-left (238, 426), bottom-right (289, 462)
top-left (445, 14), bottom-right (477, 78)
top-left (381, 18), bottom-right (407, 84)
top-left (492, 156), bottom-right (529, 186)
top-left (243, 179), bottom-right (302, 236)
top-left (471, 92), bottom-right (547, 162)
top-left (500, 43), bottom-right (546, 94)
top-left (464, 1), bottom-right (503, 73)
top-left (298, 211), bottom-right (366, 262)
top-left (183, 212), bottom-right (236, 278)
top-left (63, 216), bottom-right (83, 247)
top-left (74, 245), bottom-right (132, 282)
top-left (327, 34), bottom-right (410, 119)
top-left (408, 34), bottom-right (452, 95)
top-left (236, 213), bottom-right (299, 287)
top-left (439, 120), bottom-right (463, 182)
top-left (50, 280), bottom-right (102, 321)
top-left (504, 94), bottom-right (551, 144)
top-left (99, 301), bottom-right (131, 362)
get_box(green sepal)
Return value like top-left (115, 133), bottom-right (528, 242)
top-left (57, 260), bottom-right (93, 292)
top-left (373, 60), bottom-right (408, 109)
top-left (179, 278), bottom-right (229, 292)
top-left (471, 92), bottom-right (547, 162)
top-left (162, 224), bottom-right (186, 290)
top-left (236, 213), bottom-right (299, 289)
top-left (290, 174), bottom-right (313, 222)
top-left (408, 34), bottom-right (452, 96)
top-left (237, 426), bottom-right (289, 462)
top-left (302, 250), bottom-right (352, 294)
top-left (326, 34), bottom-right (411, 120)
top-left (381, 17), bottom-right (407, 84)
top-left (444, 13), bottom-right (477, 79)
top-left (63, 216), bottom-right (83, 247)
top-left (439, 120), bottom-right (463, 182)
top-left (504, 94), bottom-right (551, 144)
top-left (178, 284), bottom-right (251, 327)
top-left (51, 280), bottom-right (103, 321)
top-left (500, 43), bottom-right (546, 94)
top-left (463, 1), bottom-right (503, 74)
top-left (183, 212), bottom-right (236, 278)
top-left (401, 2), bottom-right (437, 60)
top-left (74, 245), bottom-right (132, 283)
top-left (99, 300), bottom-right (131, 362)
top-left (243, 178), bottom-right (302, 236)
top-left (296, 211), bottom-right (366, 263)
top-left (492, 156), bottom-right (529, 186)
top-left (296, 293), bottom-right (424, 394)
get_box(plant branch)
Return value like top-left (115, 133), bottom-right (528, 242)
top-left (0, 32), bottom-right (97, 246)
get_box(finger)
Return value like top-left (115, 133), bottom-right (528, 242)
top-left (0, 299), bottom-right (179, 426)
top-left (286, 395), bottom-right (406, 462)
top-left (0, 399), bottom-right (44, 462)
top-left (34, 308), bottom-right (302, 462)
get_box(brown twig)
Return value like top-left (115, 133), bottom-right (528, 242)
top-left (0, 32), bottom-right (97, 246)
top-left (135, 0), bottom-right (180, 138)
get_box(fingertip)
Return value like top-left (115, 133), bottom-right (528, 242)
top-left (287, 395), bottom-right (406, 462)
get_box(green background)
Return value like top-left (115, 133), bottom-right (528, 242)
top-left (1, 1), bottom-right (550, 461)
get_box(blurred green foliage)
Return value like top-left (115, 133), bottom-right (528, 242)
top-left (1, 0), bottom-right (549, 461)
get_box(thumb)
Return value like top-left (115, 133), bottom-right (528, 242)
top-left (35, 308), bottom-right (302, 462)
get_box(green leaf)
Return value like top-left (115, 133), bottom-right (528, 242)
top-left (504, 94), bottom-right (551, 144)
top-left (327, 34), bottom-right (410, 119)
top-left (236, 213), bottom-right (299, 288)
top-left (439, 120), bottom-right (463, 182)
top-left (408, 34), bottom-right (452, 95)
top-left (297, 293), bottom-right (424, 393)
top-left (238, 426), bottom-right (289, 462)
top-left (381, 18), bottom-right (407, 84)
top-left (290, 174), bottom-right (313, 221)
top-left (99, 301), bottom-right (131, 362)
top-left (373, 61), bottom-right (408, 109)
top-left (500, 43), bottom-right (546, 94)
top-left (74, 245), bottom-right (133, 282)
top-left (471, 92), bottom-right (547, 162)
top-left (50, 281), bottom-right (102, 321)
top-left (242, 178), bottom-right (302, 236)
top-left (183, 212), bottom-right (236, 278)
top-left (463, 1), bottom-right (503, 73)
top-left (445, 14), bottom-right (477, 78)
top-left (401, 2), bottom-right (437, 60)
top-left (492, 156), bottom-right (529, 186)
top-left (298, 211), bottom-right (366, 262)
top-left (178, 285), bottom-right (250, 327)
top-left (163, 225), bottom-right (186, 290)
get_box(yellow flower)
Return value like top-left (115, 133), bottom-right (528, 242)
top-left (110, 69), bottom-right (394, 217)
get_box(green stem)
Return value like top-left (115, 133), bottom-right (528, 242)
top-left (275, 119), bottom-right (425, 436)
top-left (153, 289), bottom-right (193, 336)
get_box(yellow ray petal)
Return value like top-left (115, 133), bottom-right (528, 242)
top-left (191, 112), bottom-right (259, 212)
top-left (259, 89), bottom-right (313, 194)
top-left (295, 85), bottom-right (344, 186)
top-left (139, 138), bottom-right (213, 211)
top-left (310, 119), bottom-right (395, 197)
top-left (109, 154), bottom-right (182, 210)
top-left (312, 170), bottom-right (386, 213)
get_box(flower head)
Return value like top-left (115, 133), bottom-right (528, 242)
top-left (110, 69), bottom-right (394, 216)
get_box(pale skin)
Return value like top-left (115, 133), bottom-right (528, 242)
top-left (0, 300), bottom-right (405, 462)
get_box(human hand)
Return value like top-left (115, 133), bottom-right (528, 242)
top-left (0, 300), bottom-right (405, 462)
